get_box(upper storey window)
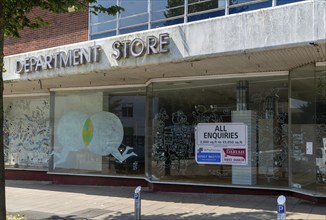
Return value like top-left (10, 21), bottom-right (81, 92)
top-left (89, 0), bottom-right (304, 40)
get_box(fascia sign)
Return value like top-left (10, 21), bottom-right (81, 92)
top-left (14, 33), bottom-right (170, 74)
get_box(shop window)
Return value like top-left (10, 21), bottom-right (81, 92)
top-left (4, 96), bottom-right (51, 170)
top-left (52, 91), bottom-right (146, 177)
top-left (122, 103), bottom-right (133, 117)
top-left (149, 74), bottom-right (289, 188)
top-left (290, 64), bottom-right (326, 195)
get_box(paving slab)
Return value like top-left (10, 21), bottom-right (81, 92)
top-left (5, 180), bottom-right (326, 220)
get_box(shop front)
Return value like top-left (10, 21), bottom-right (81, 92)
top-left (3, 0), bottom-right (326, 201)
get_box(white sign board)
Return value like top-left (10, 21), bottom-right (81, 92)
top-left (196, 123), bottom-right (247, 146)
top-left (306, 142), bottom-right (313, 155)
top-left (195, 123), bottom-right (248, 165)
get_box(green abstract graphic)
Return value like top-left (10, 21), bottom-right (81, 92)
top-left (82, 117), bottom-right (93, 145)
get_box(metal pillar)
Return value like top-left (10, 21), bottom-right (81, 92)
top-left (134, 186), bottom-right (142, 220)
top-left (184, 0), bottom-right (188, 23)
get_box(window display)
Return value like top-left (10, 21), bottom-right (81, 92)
top-left (149, 75), bottom-right (289, 187)
top-left (52, 90), bottom-right (146, 176)
top-left (4, 96), bottom-right (51, 169)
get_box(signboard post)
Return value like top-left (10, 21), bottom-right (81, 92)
top-left (277, 195), bottom-right (286, 220)
top-left (195, 123), bottom-right (248, 166)
top-left (134, 186), bottom-right (142, 220)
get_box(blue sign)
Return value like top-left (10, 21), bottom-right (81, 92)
top-left (278, 205), bottom-right (285, 213)
top-left (197, 152), bottom-right (221, 163)
top-left (134, 193), bottom-right (139, 200)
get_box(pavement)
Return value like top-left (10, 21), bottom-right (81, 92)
top-left (5, 180), bottom-right (326, 220)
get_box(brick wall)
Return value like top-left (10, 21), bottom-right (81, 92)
top-left (4, 9), bottom-right (88, 56)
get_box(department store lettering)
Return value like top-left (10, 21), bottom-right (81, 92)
top-left (15, 33), bottom-right (170, 74)
top-left (111, 33), bottom-right (170, 60)
top-left (15, 45), bottom-right (101, 74)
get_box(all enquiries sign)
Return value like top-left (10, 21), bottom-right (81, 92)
top-left (195, 123), bottom-right (248, 165)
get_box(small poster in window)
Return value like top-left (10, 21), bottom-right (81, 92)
top-left (306, 142), bottom-right (313, 155)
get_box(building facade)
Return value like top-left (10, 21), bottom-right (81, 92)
top-left (4, 0), bottom-right (326, 202)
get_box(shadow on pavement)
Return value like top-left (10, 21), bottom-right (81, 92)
top-left (40, 211), bottom-right (277, 220)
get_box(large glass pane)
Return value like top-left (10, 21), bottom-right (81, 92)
top-left (149, 75), bottom-right (289, 187)
top-left (108, 94), bottom-right (146, 175)
top-left (120, 25), bottom-right (148, 35)
top-left (151, 18), bottom-right (184, 29)
top-left (151, 0), bottom-right (168, 21)
top-left (90, 0), bottom-right (117, 36)
top-left (120, 15), bottom-right (148, 28)
top-left (52, 89), bottom-right (146, 176)
top-left (188, 10), bottom-right (224, 22)
top-left (119, 0), bottom-right (147, 30)
top-left (91, 31), bottom-right (116, 40)
top-left (152, 0), bottom-right (184, 18)
top-left (230, 0), bottom-right (258, 5)
top-left (165, 0), bottom-right (185, 17)
top-left (188, 0), bottom-right (223, 22)
top-left (152, 0), bottom-right (184, 28)
top-left (290, 64), bottom-right (326, 196)
top-left (229, 0), bottom-right (272, 14)
top-left (188, 0), bottom-right (219, 14)
top-left (90, 20), bottom-right (116, 35)
top-left (277, 0), bottom-right (305, 6)
top-left (120, 0), bottom-right (147, 18)
top-left (4, 96), bottom-right (51, 169)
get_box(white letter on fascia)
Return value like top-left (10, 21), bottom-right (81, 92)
top-left (15, 60), bottom-right (24, 74)
top-left (73, 48), bottom-right (81, 65)
top-left (159, 33), bottom-right (170, 53)
top-left (121, 40), bottom-right (131, 58)
top-left (24, 57), bottom-right (31, 73)
top-left (80, 47), bottom-right (91, 64)
top-left (40, 55), bottom-right (46, 69)
top-left (91, 45), bottom-right (101, 62)
top-left (112, 41), bottom-right (122, 60)
top-left (59, 51), bottom-right (71, 67)
top-left (146, 36), bottom-right (158, 54)
top-left (130, 38), bottom-right (145, 57)
top-left (52, 52), bottom-right (60, 68)
top-left (36, 55), bottom-right (44, 71)
top-left (45, 54), bottom-right (53, 69)
top-left (30, 57), bottom-right (37, 72)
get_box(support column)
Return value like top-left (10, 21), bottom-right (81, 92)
top-left (232, 110), bottom-right (257, 185)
